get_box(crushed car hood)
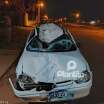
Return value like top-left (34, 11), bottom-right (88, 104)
top-left (16, 50), bottom-right (87, 83)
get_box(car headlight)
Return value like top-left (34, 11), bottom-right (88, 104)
top-left (75, 70), bottom-right (91, 84)
top-left (18, 74), bottom-right (34, 84)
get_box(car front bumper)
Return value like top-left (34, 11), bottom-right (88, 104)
top-left (9, 78), bottom-right (92, 102)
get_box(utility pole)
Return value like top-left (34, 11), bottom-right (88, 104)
top-left (36, 0), bottom-right (44, 24)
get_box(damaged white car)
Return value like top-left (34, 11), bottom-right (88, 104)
top-left (9, 23), bottom-right (92, 102)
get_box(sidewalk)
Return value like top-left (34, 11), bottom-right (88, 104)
top-left (0, 49), bottom-right (20, 78)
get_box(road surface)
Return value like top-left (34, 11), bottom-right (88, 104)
top-left (0, 25), bottom-right (104, 104)
top-left (69, 26), bottom-right (104, 104)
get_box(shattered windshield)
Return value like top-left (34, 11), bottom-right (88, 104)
top-left (26, 34), bottom-right (77, 52)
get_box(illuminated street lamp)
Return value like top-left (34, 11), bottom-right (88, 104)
top-left (4, 0), bottom-right (9, 5)
top-left (40, 2), bottom-right (44, 7)
top-left (44, 14), bottom-right (48, 20)
top-left (36, 2), bottom-right (44, 23)
top-left (75, 13), bottom-right (80, 19)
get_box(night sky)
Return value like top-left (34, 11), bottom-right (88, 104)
top-left (47, 0), bottom-right (104, 19)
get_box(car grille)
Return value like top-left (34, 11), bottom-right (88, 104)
top-left (23, 82), bottom-right (56, 91)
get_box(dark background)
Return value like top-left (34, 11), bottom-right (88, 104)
top-left (47, 0), bottom-right (104, 19)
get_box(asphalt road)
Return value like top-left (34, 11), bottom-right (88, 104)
top-left (0, 25), bottom-right (104, 104)
top-left (69, 26), bottom-right (104, 104)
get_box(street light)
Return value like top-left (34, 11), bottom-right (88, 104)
top-left (36, 2), bottom-right (44, 24)
top-left (76, 13), bottom-right (80, 19)
top-left (40, 2), bottom-right (44, 7)
top-left (44, 14), bottom-right (48, 20)
top-left (4, 0), bottom-right (9, 5)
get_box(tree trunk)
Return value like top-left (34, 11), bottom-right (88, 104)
top-left (24, 12), bottom-right (29, 26)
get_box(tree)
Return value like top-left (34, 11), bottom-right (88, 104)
top-left (13, 0), bottom-right (33, 26)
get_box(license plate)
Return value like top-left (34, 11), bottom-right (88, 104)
top-left (48, 89), bottom-right (68, 100)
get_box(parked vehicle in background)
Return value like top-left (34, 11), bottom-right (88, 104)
top-left (89, 20), bottom-right (96, 25)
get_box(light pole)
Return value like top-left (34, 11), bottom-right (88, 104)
top-left (75, 13), bottom-right (80, 19)
top-left (43, 14), bottom-right (48, 20)
top-left (4, 0), bottom-right (9, 5)
top-left (75, 12), bottom-right (80, 23)
top-left (36, 2), bottom-right (44, 24)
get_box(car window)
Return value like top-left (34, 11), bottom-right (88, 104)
top-left (48, 34), bottom-right (77, 51)
top-left (26, 37), bottom-right (40, 51)
top-left (26, 34), bottom-right (77, 52)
